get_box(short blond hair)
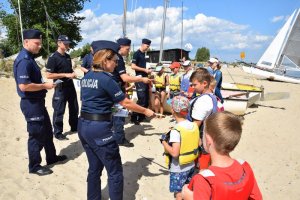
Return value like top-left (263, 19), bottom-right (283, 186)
top-left (204, 111), bottom-right (242, 154)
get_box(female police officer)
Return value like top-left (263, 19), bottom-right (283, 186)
top-left (78, 40), bottom-right (154, 200)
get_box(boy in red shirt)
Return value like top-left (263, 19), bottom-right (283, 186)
top-left (182, 111), bottom-right (262, 200)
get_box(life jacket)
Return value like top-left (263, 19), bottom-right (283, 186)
top-left (169, 74), bottom-right (180, 91)
top-left (199, 159), bottom-right (256, 200)
top-left (165, 122), bottom-right (200, 168)
top-left (187, 93), bottom-right (219, 122)
top-left (154, 73), bottom-right (166, 88)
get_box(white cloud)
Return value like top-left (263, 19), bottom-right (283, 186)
top-left (77, 6), bottom-right (272, 61)
top-left (271, 15), bottom-right (284, 23)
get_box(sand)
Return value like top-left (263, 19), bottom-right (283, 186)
top-left (0, 66), bottom-right (300, 199)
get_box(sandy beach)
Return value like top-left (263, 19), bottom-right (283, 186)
top-left (0, 66), bottom-right (300, 200)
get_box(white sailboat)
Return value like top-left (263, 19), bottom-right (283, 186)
top-left (243, 8), bottom-right (300, 84)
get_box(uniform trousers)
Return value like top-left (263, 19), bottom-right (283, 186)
top-left (112, 116), bottom-right (126, 144)
top-left (131, 82), bottom-right (149, 122)
top-left (52, 84), bottom-right (78, 135)
top-left (20, 98), bottom-right (57, 172)
top-left (78, 118), bottom-right (123, 200)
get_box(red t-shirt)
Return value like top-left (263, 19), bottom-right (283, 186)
top-left (189, 159), bottom-right (262, 200)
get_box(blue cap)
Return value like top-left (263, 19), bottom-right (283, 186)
top-left (57, 35), bottom-right (72, 44)
top-left (23, 29), bottom-right (42, 39)
top-left (117, 38), bottom-right (131, 46)
top-left (142, 38), bottom-right (151, 45)
top-left (91, 40), bottom-right (120, 54)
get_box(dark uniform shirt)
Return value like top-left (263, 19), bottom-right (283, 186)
top-left (80, 71), bottom-right (125, 114)
top-left (132, 49), bottom-right (147, 77)
top-left (82, 53), bottom-right (93, 71)
top-left (13, 48), bottom-right (47, 99)
top-left (46, 51), bottom-right (73, 84)
top-left (112, 54), bottom-right (126, 89)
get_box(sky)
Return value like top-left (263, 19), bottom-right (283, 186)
top-left (2, 0), bottom-right (300, 62)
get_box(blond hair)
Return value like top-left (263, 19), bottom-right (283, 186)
top-left (204, 111), bottom-right (242, 155)
top-left (92, 49), bottom-right (115, 70)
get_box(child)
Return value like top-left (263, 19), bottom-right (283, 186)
top-left (182, 111), bottom-right (262, 200)
top-left (153, 65), bottom-right (168, 118)
top-left (125, 82), bottom-right (135, 99)
top-left (169, 62), bottom-right (181, 99)
top-left (188, 68), bottom-right (218, 170)
top-left (160, 96), bottom-right (200, 200)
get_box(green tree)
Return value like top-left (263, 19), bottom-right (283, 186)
top-left (195, 47), bottom-right (210, 62)
top-left (70, 43), bottom-right (91, 59)
top-left (0, 0), bottom-right (90, 57)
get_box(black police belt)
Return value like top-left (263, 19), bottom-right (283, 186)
top-left (80, 112), bottom-right (112, 121)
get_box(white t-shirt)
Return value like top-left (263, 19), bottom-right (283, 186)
top-left (168, 120), bottom-right (195, 173)
top-left (190, 94), bottom-right (214, 121)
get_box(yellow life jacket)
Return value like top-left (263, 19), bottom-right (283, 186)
top-left (169, 74), bottom-right (180, 91)
top-left (165, 122), bottom-right (200, 168)
top-left (155, 73), bottom-right (166, 88)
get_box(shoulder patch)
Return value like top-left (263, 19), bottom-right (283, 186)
top-left (236, 159), bottom-right (245, 165)
top-left (199, 169), bottom-right (215, 177)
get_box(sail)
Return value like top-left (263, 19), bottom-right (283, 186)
top-left (257, 9), bottom-right (300, 70)
top-left (279, 9), bottom-right (300, 68)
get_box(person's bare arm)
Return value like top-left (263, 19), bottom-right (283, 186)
top-left (19, 82), bottom-right (55, 92)
top-left (119, 98), bottom-right (154, 117)
top-left (162, 141), bottom-right (180, 158)
top-left (120, 73), bottom-right (151, 84)
top-left (80, 67), bottom-right (89, 73)
top-left (46, 72), bottom-right (77, 79)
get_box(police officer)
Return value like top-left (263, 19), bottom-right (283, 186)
top-left (46, 35), bottom-right (79, 140)
top-left (112, 38), bottom-right (152, 147)
top-left (131, 38), bottom-right (152, 124)
top-left (80, 46), bottom-right (94, 74)
top-left (13, 29), bottom-right (67, 176)
top-left (78, 40), bottom-right (154, 200)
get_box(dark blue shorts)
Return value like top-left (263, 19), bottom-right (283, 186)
top-left (169, 167), bottom-right (194, 192)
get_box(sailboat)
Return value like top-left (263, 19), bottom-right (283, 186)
top-left (243, 8), bottom-right (300, 84)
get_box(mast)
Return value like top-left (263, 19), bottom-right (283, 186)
top-left (17, 0), bottom-right (24, 43)
top-left (159, 0), bottom-right (169, 63)
top-left (123, 0), bottom-right (127, 38)
top-left (181, 0), bottom-right (183, 60)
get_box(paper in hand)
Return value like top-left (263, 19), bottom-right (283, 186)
top-left (54, 79), bottom-right (63, 84)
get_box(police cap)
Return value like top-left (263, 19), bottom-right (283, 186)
top-left (23, 29), bottom-right (42, 39)
top-left (142, 38), bottom-right (151, 45)
top-left (117, 38), bottom-right (131, 46)
top-left (57, 35), bottom-right (72, 44)
top-left (91, 40), bottom-right (120, 54)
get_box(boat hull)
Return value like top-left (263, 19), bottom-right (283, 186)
top-left (242, 66), bottom-right (300, 84)
top-left (221, 90), bottom-right (261, 115)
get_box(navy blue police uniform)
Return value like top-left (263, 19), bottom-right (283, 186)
top-left (46, 37), bottom-right (79, 138)
top-left (78, 40), bottom-right (124, 200)
top-left (131, 38), bottom-right (151, 123)
top-left (13, 29), bottom-right (61, 173)
top-left (111, 38), bottom-right (130, 145)
top-left (81, 52), bottom-right (93, 74)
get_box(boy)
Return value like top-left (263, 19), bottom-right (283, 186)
top-left (160, 96), bottom-right (200, 200)
top-left (182, 111), bottom-right (262, 200)
top-left (188, 68), bottom-right (218, 169)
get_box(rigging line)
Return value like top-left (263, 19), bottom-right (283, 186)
top-left (145, 0), bottom-right (151, 36)
top-left (133, 0), bottom-right (138, 41)
top-left (8, 0), bottom-right (21, 45)
top-left (41, 0), bottom-right (60, 38)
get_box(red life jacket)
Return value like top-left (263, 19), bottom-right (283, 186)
top-left (199, 159), bottom-right (255, 200)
